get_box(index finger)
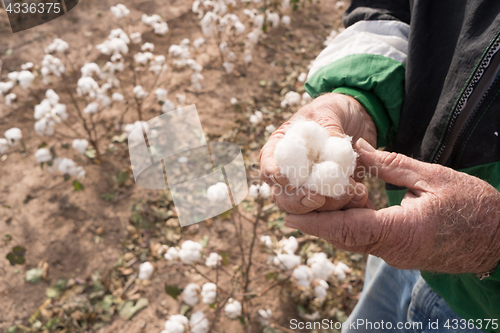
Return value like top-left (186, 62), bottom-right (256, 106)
top-left (284, 205), bottom-right (405, 248)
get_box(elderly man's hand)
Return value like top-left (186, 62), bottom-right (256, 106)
top-left (284, 138), bottom-right (500, 274)
top-left (259, 93), bottom-right (377, 214)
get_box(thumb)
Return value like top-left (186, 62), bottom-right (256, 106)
top-left (355, 138), bottom-right (433, 191)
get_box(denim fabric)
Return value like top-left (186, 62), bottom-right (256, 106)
top-left (341, 256), bottom-right (485, 333)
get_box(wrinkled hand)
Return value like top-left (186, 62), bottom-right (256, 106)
top-left (259, 93), bottom-right (377, 214)
top-left (284, 138), bottom-right (500, 274)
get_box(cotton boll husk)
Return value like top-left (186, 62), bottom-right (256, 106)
top-left (201, 283), bottom-right (217, 304)
top-left (293, 265), bottom-right (313, 287)
top-left (138, 261), bottom-right (154, 280)
top-left (321, 136), bottom-right (357, 175)
top-left (190, 311), bottom-right (209, 333)
top-left (305, 161), bottom-right (350, 198)
top-left (274, 136), bottom-right (311, 188)
top-left (183, 283), bottom-right (200, 306)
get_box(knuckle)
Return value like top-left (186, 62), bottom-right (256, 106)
top-left (381, 152), bottom-right (408, 170)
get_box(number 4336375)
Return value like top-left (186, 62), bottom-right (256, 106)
top-left (6, 2), bottom-right (61, 14)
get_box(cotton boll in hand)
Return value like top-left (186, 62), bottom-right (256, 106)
top-left (274, 136), bottom-right (311, 188)
top-left (321, 136), bottom-right (357, 175)
top-left (182, 283), bottom-right (200, 306)
top-left (305, 161), bottom-right (350, 198)
top-left (138, 261), bottom-right (154, 280)
top-left (201, 283), bottom-right (217, 304)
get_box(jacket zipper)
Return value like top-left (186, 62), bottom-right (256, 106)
top-left (433, 35), bottom-right (500, 164)
top-left (449, 75), bottom-right (500, 166)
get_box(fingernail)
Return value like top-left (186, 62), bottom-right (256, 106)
top-left (270, 174), bottom-right (281, 186)
top-left (301, 195), bottom-right (323, 208)
top-left (357, 138), bottom-right (376, 152)
top-left (284, 221), bottom-right (298, 229)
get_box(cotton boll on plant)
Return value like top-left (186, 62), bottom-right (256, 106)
top-left (163, 314), bottom-right (189, 333)
top-left (205, 252), bottom-right (222, 267)
top-left (4, 128), bottom-right (22, 146)
top-left (72, 139), bottom-right (89, 154)
top-left (201, 283), bottom-right (217, 304)
top-left (249, 110), bottom-right (263, 125)
top-left (260, 235), bottom-right (272, 247)
top-left (190, 311), bottom-right (209, 333)
top-left (130, 32), bottom-right (142, 44)
top-left (279, 236), bottom-right (298, 254)
top-left (138, 261), bottom-right (154, 280)
top-left (178, 240), bottom-right (203, 264)
top-left (112, 92), bottom-right (124, 102)
top-left (164, 246), bottom-right (180, 261)
top-left (248, 184), bottom-right (260, 198)
top-left (34, 148), bottom-right (52, 163)
top-left (314, 279), bottom-right (329, 300)
top-left (259, 182), bottom-right (271, 198)
top-left (206, 182), bottom-right (229, 202)
top-left (18, 71), bottom-right (35, 89)
top-left (182, 283), bottom-right (200, 306)
top-left (307, 252), bottom-right (336, 280)
top-left (274, 253), bottom-right (301, 270)
top-left (0, 139), bottom-right (9, 154)
top-left (293, 265), bottom-right (313, 287)
top-left (333, 262), bottom-right (350, 280)
top-left (224, 298), bottom-right (242, 319)
top-left (110, 4), bottom-right (130, 19)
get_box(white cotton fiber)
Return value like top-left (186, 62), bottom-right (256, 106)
top-left (274, 136), bottom-right (311, 188)
top-left (273, 120), bottom-right (357, 198)
top-left (305, 161), bottom-right (350, 197)
top-left (321, 136), bottom-right (357, 174)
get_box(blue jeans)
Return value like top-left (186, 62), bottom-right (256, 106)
top-left (341, 256), bottom-right (485, 333)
